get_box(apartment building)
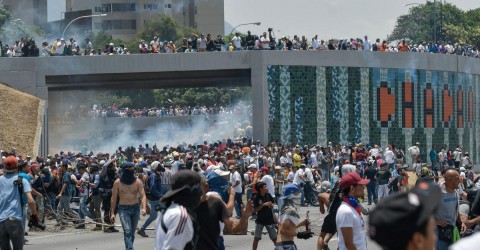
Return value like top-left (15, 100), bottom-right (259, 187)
top-left (66, 0), bottom-right (224, 40)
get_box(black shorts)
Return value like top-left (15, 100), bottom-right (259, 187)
top-left (321, 212), bottom-right (337, 234)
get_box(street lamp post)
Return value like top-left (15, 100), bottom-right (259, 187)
top-left (61, 14), bottom-right (107, 39)
top-left (229, 22), bottom-right (261, 36)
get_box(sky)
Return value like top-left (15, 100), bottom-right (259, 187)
top-left (47, 0), bottom-right (480, 40)
top-left (225, 0), bottom-right (480, 40)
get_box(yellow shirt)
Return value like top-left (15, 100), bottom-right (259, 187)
top-left (293, 153), bottom-right (302, 167)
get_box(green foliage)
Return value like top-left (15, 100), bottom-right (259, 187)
top-left (91, 31), bottom-right (123, 50)
top-left (389, 2), bottom-right (479, 45)
top-left (0, 6), bottom-right (11, 28)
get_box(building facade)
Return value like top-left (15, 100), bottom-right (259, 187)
top-left (2, 0), bottom-right (48, 27)
top-left (66, 0), bottom-right (224, 40)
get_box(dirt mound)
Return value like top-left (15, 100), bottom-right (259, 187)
top-left (0, 83), bottom-right (44, 156)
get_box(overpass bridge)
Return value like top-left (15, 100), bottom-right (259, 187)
top-left (0, 51), bottom-right (479, 164)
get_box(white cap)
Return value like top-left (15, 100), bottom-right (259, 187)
top-left (460, 167), bottom-right (466, 172)
top-left (275, 166), bottom-right (282, 170)
top-left (99, 160), bottom-right (106, 165)
top-left (248, 164), bottom-right (257, 169)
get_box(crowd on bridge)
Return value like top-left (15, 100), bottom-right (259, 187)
top-left (57, 103), bottom-right (252, 119)
top-left (1, 129), bottom-right (480, 250)
top-left (1, 30), bottom-right (480, 58)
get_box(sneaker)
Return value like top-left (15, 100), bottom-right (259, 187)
top-left (103, 228), bottom-right (114, 233)
top-left (110, 227), bottom-right (119, 233)
top-left (91, 227), bottom-right (102, 231)
top-left (75, 224), bottom-right (86, 229)
top-left (323, 244), bottom-right (330, 250)
top-left (137, 229), bottom-right (148, 237)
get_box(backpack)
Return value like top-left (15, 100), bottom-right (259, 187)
top-left (372, 43), bottom-right (378, 51)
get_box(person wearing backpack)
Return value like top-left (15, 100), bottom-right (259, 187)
top-left (0, 156), bottom-right (39, 250)
top-left (137, 162), bottom-right (164, 237)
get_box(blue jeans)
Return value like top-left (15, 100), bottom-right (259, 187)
top-left (57, 195), bottom-right (77, 223)
top-left (297, 184), bottom-right (305, 206)
top-left (435, 228), bottom-right (451, 250)
top-left (140, 200), bottom-right (159, 230)
top-left (0, 218), bottom-right (24, 250)
top-left (79, 196), bottom-right (93, 221)
top-left (366, 182), bottom-right (378, 204)
top-left (118, 204), bottom-right (140, 250)
top-left (160, 184), bottom-right (170, 196)
top-left (234, 192), bottom-right (243, 218)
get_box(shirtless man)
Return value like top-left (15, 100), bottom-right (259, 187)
top-left (276, 184), bottom-right (313, 250)
top-left (110, 162), bottom-right (147, 250)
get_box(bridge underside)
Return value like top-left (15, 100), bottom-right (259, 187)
top-left (46, 69), bottom-right (251, 90)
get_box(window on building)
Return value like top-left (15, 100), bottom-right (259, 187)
top-left (102, 20), bottom-right (136, 30)
top-left (164, 4), bottom-right (172, 9)
top-left (144, 4), bottom-right (158, 10)
top-left (95, 5), bottom-right (111, 12)
top-left (111, 3), bottom-right (136, 12)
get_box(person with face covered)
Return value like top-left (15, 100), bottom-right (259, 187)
top-left (110, 162), bottom-right (147, 250)
top-left (99, 159), bottom-right (119, 233)
top-left (155, 171), bottom-right (203, 250)
top-left (276, 184), bottom-right (314, 249)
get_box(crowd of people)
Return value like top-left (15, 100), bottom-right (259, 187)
top-left (0, 138), bottom-right (479, 250)
top-left (2, 31), bottom-right (480, 58)
top-left (59, 103), bottom-right (252, 119)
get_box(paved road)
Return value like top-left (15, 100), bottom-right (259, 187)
top-left (24, 204), bottom-right (381, 250)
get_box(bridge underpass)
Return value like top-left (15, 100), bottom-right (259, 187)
top-left (46, 68), bottom-right (252, 153)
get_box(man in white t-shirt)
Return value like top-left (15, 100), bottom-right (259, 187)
top-left (76, 163), bottom-right (93, 229)
top-left (230, 165), bottom-right (243, 218)
top-left (293, 164), bottom-right (307, 206)
top-left (336, 172), bottom-right (369, 250)
top-left (363, 35), bottom-right (371, 51)
top-left (260, 167), bottom-right (275, 198)
top-left (384, 145), bottom-right (395, 171)
top-left (260, 32), bottom-right (270, 50)
top-left (232, 33), bottom-right (242, 51)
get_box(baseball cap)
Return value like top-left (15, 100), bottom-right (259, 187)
top-left (369, 181), bottom-right (441, 249)
top-left (3, 156), bottom-right (18, 173)
top-left (261, 167), bottom-right (268, 172)
top-left (280, 184), bottom-right (301, 200)
top-left (339, 172), bottom-right (370, 189)
top-left (161, 171), bottom-right (202, 201)
top-left (248, 164), bottom-right (257, 169)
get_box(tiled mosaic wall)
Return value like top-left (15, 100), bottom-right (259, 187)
top-left (267, 66), bottom-right (479, 163)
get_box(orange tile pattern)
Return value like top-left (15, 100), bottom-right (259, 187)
top-left (458, 86), bottom-right (463, 128)
top-left (403, 82), bottom-right (414, 128)
top-left (424, 88), bottom-right (434, 128)
top-left (443, 87), bottom-right (453, 125)
top-left (378, 87), bottom-right (396, 123)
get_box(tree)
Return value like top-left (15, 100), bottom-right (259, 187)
top-left (91, 31), bottom-right (124, 51)
top-left (0, 6), bottom-right (10, 28)
top-left (388, 2), bottom-right (476, 45)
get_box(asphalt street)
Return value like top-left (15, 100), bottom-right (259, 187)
top-left (24, 204), bottom-right (382, 250)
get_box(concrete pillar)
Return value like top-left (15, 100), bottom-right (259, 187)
top-left (251, 51), bottom-right (269, 144)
